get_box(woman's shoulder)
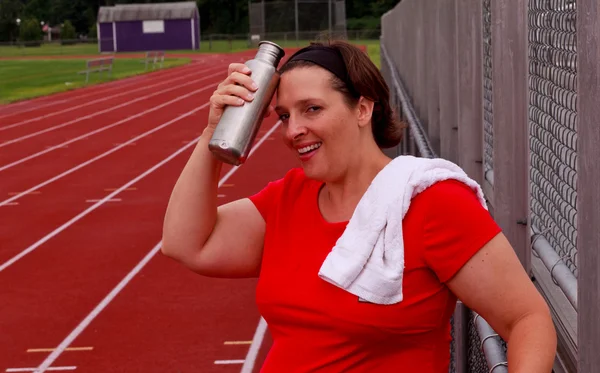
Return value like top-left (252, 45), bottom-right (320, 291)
top-left (406, 179), bottom-right (490, 228)
top-left (413, 178), bottom-right (499, 244)
top-left (248, 167), bottom-right (315, 215)
top-left (417, 179), bottom-right (483, 204)
top-left (415, 179), bottom-right (501, 282)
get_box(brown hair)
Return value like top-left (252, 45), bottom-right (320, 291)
top-left (279, 40), bottom-right (404, 148)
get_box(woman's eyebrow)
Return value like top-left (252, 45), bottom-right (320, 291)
top-left (275, 98), bottom-right (322, 113)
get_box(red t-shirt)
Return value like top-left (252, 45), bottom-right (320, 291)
top-left (249, 167), bottom-right (501, 372)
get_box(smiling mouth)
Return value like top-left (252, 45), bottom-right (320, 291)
top-left (297, 142), bottom-right (322, 156)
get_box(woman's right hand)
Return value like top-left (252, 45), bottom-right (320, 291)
top-left (207, 63), bottom-right (273, 133)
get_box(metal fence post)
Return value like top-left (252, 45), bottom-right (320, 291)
top-left (413, 1), bottom-right (426, 129)
top-left (490, 0), bottom-right (530, 270)
top-left (425, 0), bottom-right (440, 155)
top-left (577, 0), bottom-right (600, 371)
top-left (456, 0), bottom-right (483, 184)
top-left (452, 302), bottom-right (469, 373)
top-left (436, 0), bottom-right (459, 164)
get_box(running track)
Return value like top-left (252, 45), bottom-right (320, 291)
top-left (0, 51), bottom-right (299, 372)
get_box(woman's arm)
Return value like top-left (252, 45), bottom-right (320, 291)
top-left (419, 180), bottom-right (556, 372)
top-left (161, 63), bottom-right (269, 278)
top-left (161, 129), bottom-right (267, 278)
top-left (446, 233), bottom-right (557, 373)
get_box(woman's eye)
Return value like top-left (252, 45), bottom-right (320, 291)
top-left (279, 113), bottom-right (289, 121)
top-left (307, 106), bottom-right (321, 113)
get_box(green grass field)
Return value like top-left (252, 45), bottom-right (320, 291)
top-left (185, 39), bottom-right (381, 67)
top-left (166, 38), bottom-right (380, 66)
top-left (363, 41), bottom-right (380, 68)
top-left (0, 58), bottom-right (190, 104)
top-left (0, 42), bottom-right (100, 57)
top-left (0, 39), bottom-right (380, 64)
top-left (0, 39), bottom-right (379, 104)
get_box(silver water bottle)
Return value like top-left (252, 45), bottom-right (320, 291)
top-left (208, 41), bottom-right (285, 165)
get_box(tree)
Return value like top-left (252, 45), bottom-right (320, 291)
top-left (0, 0), bottom-right (399, 43)
top-left (20, 18), bottom-right (42, 42)
top-left (89, 23), bottom-right (97, 38)
top-left (23, 0), bottom-right (51, 27)
top-left (50, 0), bottom-right (90, 36)
top-left (61, 20), bottom-right (76, 40)
top-left (0, 0), bottom-right (23, 42)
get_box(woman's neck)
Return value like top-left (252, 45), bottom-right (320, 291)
top-left (319, 148), bottom-right (391, 222)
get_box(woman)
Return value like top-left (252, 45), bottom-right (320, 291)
top-left (162, 40), bottom-right (556, 372)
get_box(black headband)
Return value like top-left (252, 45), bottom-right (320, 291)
top-left (286, 45), bottom-right (359, 97)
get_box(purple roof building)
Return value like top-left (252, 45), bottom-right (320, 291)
top-left (97, 2), bottom-right (200, 53)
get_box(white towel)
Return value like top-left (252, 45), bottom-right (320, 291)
top-left (318, 155), bottom-right (487, 305)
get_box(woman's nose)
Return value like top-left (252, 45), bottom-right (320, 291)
top-left (285, 117), bottom-right (308, 141)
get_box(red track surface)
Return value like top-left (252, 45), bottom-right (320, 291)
top-left (0, 50), bottom-right (299, 372)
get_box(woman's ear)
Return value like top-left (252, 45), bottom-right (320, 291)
top-left (356, 97), bottom-right (375, 128)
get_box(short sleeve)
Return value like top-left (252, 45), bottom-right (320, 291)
top-left (422, 179), bottom-right (502, 282)
top-left (248, 177), bottom-right (285, 221)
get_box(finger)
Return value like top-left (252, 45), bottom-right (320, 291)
top-left (215, 84), bottom-right (255, 102)
top-left (226, 71), bottom-right (258, 92)
top-left (211, 93), bottom-right (245, 109)
top-left (228, 62), bottom-right (251, 76)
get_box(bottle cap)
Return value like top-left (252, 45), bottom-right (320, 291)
top-left (256, 41), bottom-right (285, 67)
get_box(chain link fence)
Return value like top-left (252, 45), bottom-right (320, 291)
top-left (249, 0), bottom-right (347, 43)
top-left (381, 0), bottom-right (599, 371)
top-left (482, 0), bottom-right (494, 184)
top-left (466, 312), bottom-right (488, 373)
top-left (380, 36), bottom-right (508, 373)
top-left (528, 0), bottom-right (578, 276)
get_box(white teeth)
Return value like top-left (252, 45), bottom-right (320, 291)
top-left (298, 143), bottom-right (322, 154)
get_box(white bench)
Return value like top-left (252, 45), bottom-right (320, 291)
top-left (141, 51), bottom-right (165, 71)
top-left (78, 57), bottom-right (114, 84)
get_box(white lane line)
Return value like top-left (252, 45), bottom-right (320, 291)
top-left (8, 191), bottom-right (41, 196)
top-left (0, 98), bottom-right (45, 111)
top-left (0, 81), bottom-right (218, 173)
top-left (0, 63), bottom-right (201, 121)
top-left (0, 63), bottom-right (212, 132)
top-left (0, 55), bottom-right (226, 123)
top-left (0, 62), bottom-right (202, 116)
top-left (0, 63), bottom-right (201, 128)
top-left (0, 101), bottom-right (66, 121)
top-left (0, 119), bottom-right (280, 271)
top-left (0, 97), bottom-right (64, 114)
top-left (0, 139), bottom-right (199, 273)
top-left (0, 100), bottom-right (66, 119)
top-left (6, 367), bottom-right (76, 372)
top-left (31, 121), bottom-right (282, 373)
top-left (85, 198), bottom-right (121, 203)
top-left (215, 360), bottom-right (245, 365)
top-left (27, 347), bottom-right (93, 353)
top-left (240, 318), bottom-right (268, 373)
top-left (0, 103), bottom-right (209, 207)
top-left (0, 67), bottom-right (223, 148)
top-left (32, 244), bottom-right (163, 373)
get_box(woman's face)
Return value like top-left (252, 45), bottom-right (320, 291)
top-left (275, 66), bottom-right (362, 182)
